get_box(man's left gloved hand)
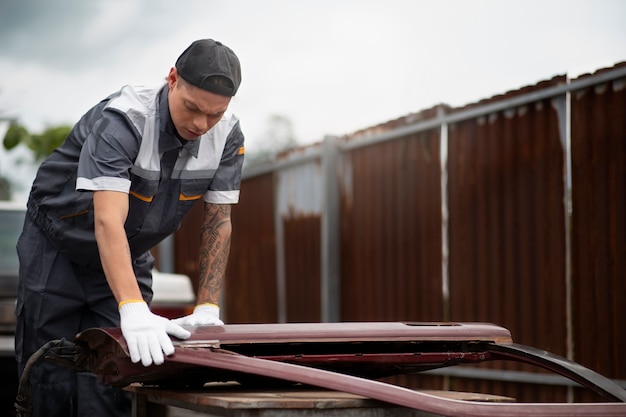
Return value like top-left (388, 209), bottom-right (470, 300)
top-left (171, 303), bottom-right (224, 326)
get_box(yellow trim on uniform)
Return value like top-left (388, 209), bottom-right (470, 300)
top-left (129, 190), bottom-right (154, 202)
top-left (179, 193), bottom-right (203, 201)
top-left (237, 146), bottom-right (245, 155)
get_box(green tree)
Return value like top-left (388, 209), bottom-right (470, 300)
top-left (1, 121), bottom-right (71, 200)
top-left (3, 122), bottom-right (71, 160)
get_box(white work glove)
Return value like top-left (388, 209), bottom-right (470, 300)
top-left (171, 303), bottom-right (224, 326)
top-left (119, 300), bottom-right (191, 367)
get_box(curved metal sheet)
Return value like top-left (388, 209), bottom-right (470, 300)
top-left (63, 322), bottom-right (626, 416)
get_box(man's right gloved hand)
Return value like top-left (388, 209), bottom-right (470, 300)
top-left (119, 300), bottom-right (191, 366)
top-left (171, 303), bottom-right (224, 327)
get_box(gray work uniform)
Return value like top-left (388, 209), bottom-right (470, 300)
top-left (15, 83), bottom-right (244, 417)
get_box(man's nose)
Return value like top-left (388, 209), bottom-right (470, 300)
top-left (192, 115), bottom-right (209, 134)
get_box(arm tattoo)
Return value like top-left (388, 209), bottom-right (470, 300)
top-left (197, 203), bottom-right (232, 305)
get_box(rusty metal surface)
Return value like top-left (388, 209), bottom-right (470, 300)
top-left (570, 66), bottom-right (626, 394)
top-left (447, 77), bottom-right (567, 349)
top-left (283, 215), bottom-right (321, 322)
top-left (170, 62), bottom-right (626, 403)
top-left (227, 173), bottom-right (278, 323)
top-left (446, 78), bottom-right (569, 401)
top-left (58, 323), bottom-right (626, 416)
top-left (274, 150), bottom-right (324, 323)
top-left (339, 129), bottom-right (443, 323)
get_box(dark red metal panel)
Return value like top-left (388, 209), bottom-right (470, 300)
top-left (340, 127), bottom-right (443, 323)
top-left (184, 321), bottom-right (512, 343)
top-left (570, 65), bottom-right (626, 394)
top-left (57, 324), bottom-right (626, 416)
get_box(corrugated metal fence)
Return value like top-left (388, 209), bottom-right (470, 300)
top-left (173, 62), bottom-right (626, 402)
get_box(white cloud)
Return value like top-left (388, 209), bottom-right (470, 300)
top-left (0, 0), bottom-right (624, 153)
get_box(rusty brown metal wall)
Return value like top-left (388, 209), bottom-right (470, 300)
top-left (172, 63), bottom-right (626, 401)
top-left (284, 214), bottom-right (321, 321)
top-left (226, 173), bottom-right (278, 323)
top-left (273, 150), bottom-right (326, 323)
top-left (446, 78), bottom-right (569, 400)
top-left (340, 129), bottom-right (443, 322)
top-left (570, 66), bottom-right (626, 398)
top-left (447, 78), bottom-right (568, 350)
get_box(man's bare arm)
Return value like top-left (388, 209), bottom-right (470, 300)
top-left (93, 190), bottom-right (143, 303)
top-left (196, 202), bottom-right (232, 305)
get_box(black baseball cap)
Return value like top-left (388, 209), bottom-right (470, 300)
top-left (175, 39), bottom-right (241, 97)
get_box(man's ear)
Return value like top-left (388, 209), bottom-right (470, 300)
top-left (167, 67), bottom-right (178, 89)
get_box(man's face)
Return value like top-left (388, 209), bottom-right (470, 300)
top-left (167, 67), bottom-right (232, 140)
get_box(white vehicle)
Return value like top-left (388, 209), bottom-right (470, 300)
top-left (151, 269), bottom-right (195, 319)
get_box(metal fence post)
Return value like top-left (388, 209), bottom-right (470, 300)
top-left (321, 135), bottom-right (341, 322)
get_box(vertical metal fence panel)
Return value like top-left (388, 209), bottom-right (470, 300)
top-left (340, 130), bottom-right (443, 322)
top-left (226, 173), bottom-right (278, 323)
top-left (276, 157), bottom-right (323, 322)
top-left (570, 69), bottom-right (626, 391)
top-left (448, 89), bottom-right (567, 348)
top-left (283, 215), bottom-right (321, 321)
top-left (446, 83), bottom-right (568, 401)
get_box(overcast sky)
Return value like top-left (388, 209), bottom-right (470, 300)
top-left (1, 0), bottom-right (625, 154)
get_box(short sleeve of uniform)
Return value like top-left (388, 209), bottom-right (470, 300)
top-left (76, 109), bottom-right (141, 193)
top-left (205, 120), bottom-right (245, 204)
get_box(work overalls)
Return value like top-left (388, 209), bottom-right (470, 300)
top-left (15, 84), bottom-right (244, 417)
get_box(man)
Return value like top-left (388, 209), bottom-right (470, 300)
top-left (15, 39), bottom-right (244, 416)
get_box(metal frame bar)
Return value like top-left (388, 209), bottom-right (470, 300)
top-left (320, 136), bottom-right (341, 322)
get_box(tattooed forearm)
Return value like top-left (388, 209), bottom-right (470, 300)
top-left (197, 203), bottom-right (232, 305)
